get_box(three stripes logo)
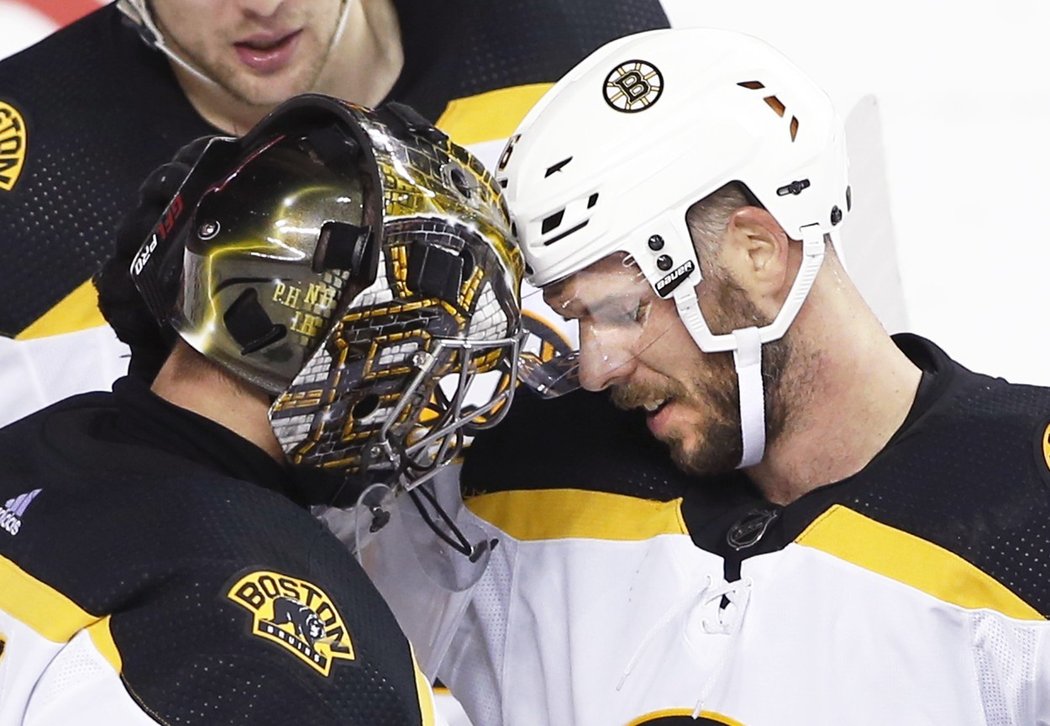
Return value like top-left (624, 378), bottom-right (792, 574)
top-left (1, 488), bottom-right (42, 536)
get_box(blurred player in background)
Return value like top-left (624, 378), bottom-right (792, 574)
top-left (456, 27), bottom-right (1050, 725)
top-left (0, 0), bottom-right (668, 420)
top-left (0, 94), bottom-right (524, 725)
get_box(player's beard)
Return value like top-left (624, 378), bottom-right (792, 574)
top-left (611, 279), bottom-right (793, 476)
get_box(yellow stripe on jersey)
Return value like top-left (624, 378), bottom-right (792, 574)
top-left (465, 489), bottom-right (687, 541)
top-left (627, 708), bottom-right (746, 726)
top-left (86, 616), bottom-right (122, 673)
top-left (411, 648), bottom-right (437, 726)
top-left (0, 555), bottom-right (121, 671)
top-left (1042, 423), bottom-right (1050, 472)
top-left (435, 84), bottom-right (553, 146)
top-left (16, 278), bottom-right (107, 339)
top-left (796, 504), bottom-right (1044, 620)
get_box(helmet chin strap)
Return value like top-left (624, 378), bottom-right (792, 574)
top-left (671, 224), bottom-right (827, 469)
top-left (330, 0), bottom-right (356, 50)
top-left (116, 0), bottom-right (220, 89)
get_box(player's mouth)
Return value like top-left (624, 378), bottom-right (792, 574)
top-left (642, 398), bottom-right (673, 436)
top-left (233, 29), bottom-right (303, 74)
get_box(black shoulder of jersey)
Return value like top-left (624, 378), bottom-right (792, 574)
top-left (845, 338), bottom-right (1050, 615)
top-left (388, 0), bottom-right (669, 119)
top-left (721, 335), bottom-right (1050, 615)
top-left (0, 5), bottom-right (217, 335)
top-left (0, 393), bottom-right (427, 724)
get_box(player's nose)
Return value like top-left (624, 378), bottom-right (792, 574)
top-left (576, 333), bottom-right (636, 392)
top-left (237, 0), bottom-right (285, 20)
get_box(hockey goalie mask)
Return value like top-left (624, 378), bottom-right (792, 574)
top-left (131, 95), bottom-right (524, 501)
top-left (499, 28), bottom-right (850, 467)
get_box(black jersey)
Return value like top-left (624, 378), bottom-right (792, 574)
top-left (685, 333), bottom-right (1050, 613)
top-left (0, 376), bottom-right (437, 724)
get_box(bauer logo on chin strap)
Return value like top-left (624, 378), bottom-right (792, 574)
top-left (604, 60), bottom-right (664, 113)
top-left (654, 259), bottom-right (695, 297)
top-left (226, 569), bottom-right (356, 677)
top-left (0, 102), bottom-right (28, 192)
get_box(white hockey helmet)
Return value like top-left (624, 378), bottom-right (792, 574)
top-left (499, 28), bottom-right (850, 467)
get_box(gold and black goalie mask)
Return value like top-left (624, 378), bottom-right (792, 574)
top-left (132, 95), bottom-right (524, 502)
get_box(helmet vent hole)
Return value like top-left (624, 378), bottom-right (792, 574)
top-left (545, 157), bottom-right (573, 177)
top-left (542, 220), bottom-right (589, 247)
top-left (738, 81), bottom-right (765, 90)
top-left (408, 244), bottom-right (467, 300)
top-left (587, 193), bottom-right (599, 209)
top-left (351, 394), bottom-right (380, 420)
top-left (541, 210), bottom-right (565, 234)
top-left (790, 116), bottom-right (800, 142)
top-left (224, 288), bottom-right (287, 355)
top-left (315, 221), bottom-right (372, 273)
top-left (764, 96), bottom-right (786, 117)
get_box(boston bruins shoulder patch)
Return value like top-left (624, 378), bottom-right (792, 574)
top-left (0, 101), bottom-right (28, 192)
top-left (226, 569), bottom-right (356, 676)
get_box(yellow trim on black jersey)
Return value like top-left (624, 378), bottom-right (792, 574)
top-left (796, 504), bottom-right (1044, 620)
top-left (16, 278), bottom-right (107, 339)
top-left (86, 616), bottom-right (122, 673)
top-left (465, 489), bottom-right (687, 541)
top-left (435, 84), bottom-right (553, 146)
top-left (412, 649), bottom-right (437, 726)
top-left (0, 555), bottom-right (121, 672)
top-left (1041, 423), bottom-right (1050, 472)
top-left (627, 708), bottom-right (746, 725)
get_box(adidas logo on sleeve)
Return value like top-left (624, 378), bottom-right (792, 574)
top-left (1, 489), bottom-right (42, 536)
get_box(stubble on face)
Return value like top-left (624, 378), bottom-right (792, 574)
top-left (610, 275), bottom-right (794, 477)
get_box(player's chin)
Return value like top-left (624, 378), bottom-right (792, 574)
top-left (221, 64), bottom-right (320, 107)
top-left (668, 427), bottom-right (741, 478)
top-left (239, 77), bottom-right (314, 106)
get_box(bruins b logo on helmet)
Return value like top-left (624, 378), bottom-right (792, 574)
top-left (226, 570), bottom-right (356, 676)
top-left (604, 61), bottom-right (663, 113)
top-left (0, 102), bottom-right (27, 192)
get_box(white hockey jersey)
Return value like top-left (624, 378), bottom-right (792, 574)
top-left (398, 336), bottom-right (1050, 726)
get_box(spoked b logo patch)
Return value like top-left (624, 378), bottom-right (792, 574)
top-left (604, 60), bottom-right (663, 113)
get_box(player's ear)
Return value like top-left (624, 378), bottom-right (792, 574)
top-left (719, 206), bottom-right (792, 304)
